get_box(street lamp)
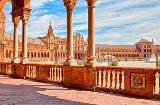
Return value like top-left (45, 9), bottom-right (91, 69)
top-left (54, 43), bottom-right (58, 64)
top-left (156, 45), bottom-right (159, 68)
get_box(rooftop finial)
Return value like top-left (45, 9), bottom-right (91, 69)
top-left (50, 20), bottom-right (52, 26)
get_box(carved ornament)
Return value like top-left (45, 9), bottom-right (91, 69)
top-left (12, 16), bottom-right (20, 26)
top-left (63, 0), bottom-right (77, 11)
top-left (86, 0), bottom-right (97, 6)
top-left (21, 15), bottom-right (29, 24)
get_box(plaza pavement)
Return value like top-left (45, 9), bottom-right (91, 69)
top-left (0, 75), bottom-right (160, 105)
top-left (29, 61), bottom-right (157, 68)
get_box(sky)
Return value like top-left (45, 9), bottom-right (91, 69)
top-left (4, 0), bottom-right (160, 45)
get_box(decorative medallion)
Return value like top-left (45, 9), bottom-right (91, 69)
top-left (131, 72), bottom-right (146, 89)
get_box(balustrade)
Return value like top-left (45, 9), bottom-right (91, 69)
top-left (48, 66), bottom-right (63, 83)
top-left (0, 62), bottom-right (160, 98)
top-left (26, 65), bottom-right (36, 78)
top-left (154, 71), bottom-right (160, 94)
top-left (95, 68), bottom-right (124, 91)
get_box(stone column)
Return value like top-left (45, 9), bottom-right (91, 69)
top-left (21, 16), bottom-right (29, 64)
top-left (84, 0), bottom-right (98, 67)
top-left (11, 17), bottom-right (20, 63)
top-left (63, 0), bottom-right (77, 66)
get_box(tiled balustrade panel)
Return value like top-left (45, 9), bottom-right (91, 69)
top-left (0, 62), bottom-right (6, 74)
top-left (35, 64), bottom-right (49, 82)
top-left (6, 63), bottom-right (13, 75)
top-left (95, 66), bottom-right (124, 92)
top-left (63, 66), bottom-right (95, 90)
top-left (124, 67), bottom-right (154, 97)
top-left (154, 70), bottom-right (160, 96)
top-left (48, 65), bottom-right (63, 83)
top-left (63, 66), bottom-right (72, 87)
top-left (14, 64), bottom-right (25, 79)
top-left (72, 67), bottom-right (84, 88)
top-left (84, 67), bottom-right (95, 90)
top-left (25, 64), bottom-right (37, 79)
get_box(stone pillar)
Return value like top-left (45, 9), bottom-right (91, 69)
top-left (21, 16), bottom-right (29, 64)
top-left (11, 17), bottom-right (20, 63)
top-left (63, 0), bottom-right (77, 66)
top-left (84, 0), bottom-right (98, 67)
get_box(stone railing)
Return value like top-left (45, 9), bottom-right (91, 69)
top-left (154, 70), bottom-right (160, 95)
top-left (94, 67), bottom-right (124, 92)
top-left (0, 62), bottom-right (160, 98)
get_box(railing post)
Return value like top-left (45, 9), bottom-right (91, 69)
top-left (154, 72), bottom-right (159, 94)
top-left (107, 70), bottom-right (111, 88)
top-left (111, 70), bottom-right (115, 89)
top-left (116, 71), bottom-right (120, 89)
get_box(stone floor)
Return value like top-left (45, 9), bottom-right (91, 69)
top-left (0, 75), bottom-right (160, 105)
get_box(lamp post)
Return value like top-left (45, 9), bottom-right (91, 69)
top-left (54, 43), bottom-right (58, 64)
top-left (156, 45), bottom-right (159, 68)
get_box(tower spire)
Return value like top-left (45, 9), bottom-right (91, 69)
top-left (50, 20), bottom-right (52, 26)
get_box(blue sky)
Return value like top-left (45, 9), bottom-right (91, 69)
top-left (4, 0), bottom-right (160, 45)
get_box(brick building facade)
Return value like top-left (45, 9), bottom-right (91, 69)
top-left (0, 22), bottom-right (159, 62)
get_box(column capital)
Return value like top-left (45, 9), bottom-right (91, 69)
top-left (63, 0), bottom-right (77, 11)
top-left (12, 16), bottom-right (20, 27)
top-left (21, 15), bottom-right (30, 24)
top-left (86, 0), bottom-right (97, 6)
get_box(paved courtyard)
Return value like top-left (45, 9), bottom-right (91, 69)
top-left (0, 75), bottom-right (160, 105)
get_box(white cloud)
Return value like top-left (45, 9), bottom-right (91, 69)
top-left (4, 0), bottom-right (160, 45)
top-left (31, 0), bottom-right (54, 8)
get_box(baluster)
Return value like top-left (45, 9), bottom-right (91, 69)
top-left (97, 70), bottom-right (102, 87)
top-left (59, 68), bottom-right (62, 82)
top-left (111, 70), bottom-right (115, 89)
top-left (49, 68), bottom-right (51, 80)
top-left (34, 66), bottom-right (36, 78)
top-left (31, 66), bottom-right (33, 78)
top-left (28, 66), bottom-right (31, 77)
top-left (155, 72), bottom-right (159, 94)
top-left (51, 68), bottom-right (54, 80)
top-left (57, 68), bottom-right (59, 81)
top-left (102, 70), bottom-right (106, 87)
top-left (54, 67), bottom-right (57, 81)
top-left (26, 66), bottom-right (28, 77)
top-left (95, 71), bottom-right (97, 87)
top-left (116, 71), bottom-right (120, 90)
top-left (121, 71), bottom-right (124, 90)
top-left (107, 70), bottom-right (111, 88)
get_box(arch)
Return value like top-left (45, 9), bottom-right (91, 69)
top-left (6, 49), bottom-right (8, 58)
top-left (44, 52), bottom-right (46, 58)
top-left (47, 52), bottom-right (49, 58)
top-left (41, 52), bottom-right (43, 58)
top-left (31, 52), bottom-right (34, 58)
top-left (34, 52), bottom-right (36, 58)
top-left (38, 52), bottom-right (40, 57)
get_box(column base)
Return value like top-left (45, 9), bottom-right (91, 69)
top-left (20, 58), bottom-right (29, 64)
top-left (63, 59), bottom-right (77, 66)
top-left (84, 57), bottom-right (99, 67)
top-left (11, 58), bottom-right (20, 63)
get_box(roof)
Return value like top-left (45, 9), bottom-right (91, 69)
top-left (5, 32), bottom-right (45, 45)
top-left (138, 38), bottom-right (151, 43)
top-left (96, 44), bottom-right (136, 49)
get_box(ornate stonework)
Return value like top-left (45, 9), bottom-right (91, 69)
top-left (12, 16), bottom-right (20, 26)
top-left (63, 0), bottom-right (77, 11)
top-left (86, 0), bottom-right (97, 6)
top-left (21, 15), bottom-right (29, 24)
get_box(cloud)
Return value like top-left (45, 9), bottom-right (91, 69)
top-left (4, 0), bottom-right (160, 45)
